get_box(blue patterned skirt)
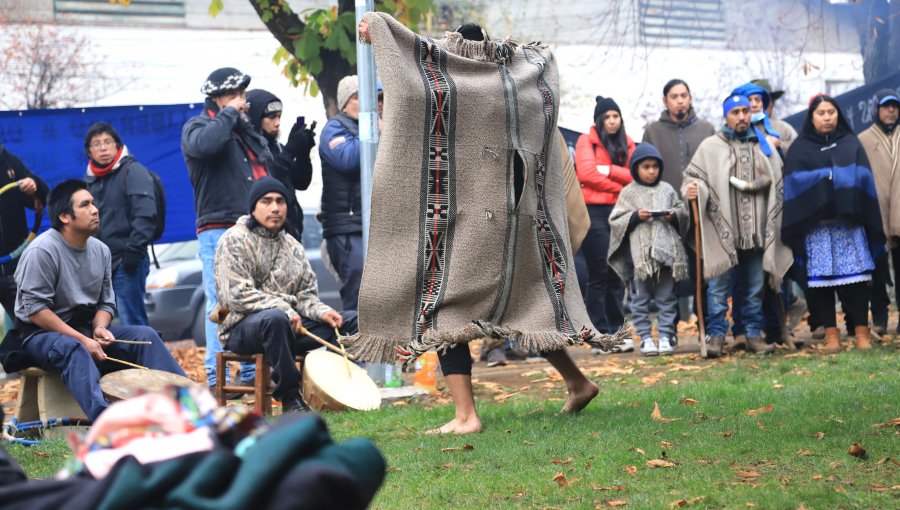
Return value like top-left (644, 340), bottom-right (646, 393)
top-left (804, 220), bottom-right (874, 288)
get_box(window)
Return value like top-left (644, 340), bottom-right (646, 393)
top-left (639, 0), bottom-right (726, 48)
top-left (55, 0), bottom-right (186, 26)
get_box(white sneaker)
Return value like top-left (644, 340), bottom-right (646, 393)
top-left (640, 338), bottom-right (659, 356)
top-left (616, 338), bottom-right (635, 353)
top-left (657, 336), bottom-right (673, 355)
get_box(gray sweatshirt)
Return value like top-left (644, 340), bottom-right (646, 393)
top-left (14, 229), bottom-right (116, 338)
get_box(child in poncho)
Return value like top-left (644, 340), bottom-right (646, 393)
top-left (608, 143), bottom-right (689, 356)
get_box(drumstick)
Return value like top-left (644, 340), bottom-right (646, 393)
top-left (297, 326), bottom-right (349, 356)
top-left (111, 339), bottom-right (152, 345)
top-left (105, 356), bottom-right (148, 370)
top-left (334, 327), bottom-right (352, 378)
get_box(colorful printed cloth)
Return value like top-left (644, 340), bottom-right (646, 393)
top-left (804, 220), bottom-right (874, 287)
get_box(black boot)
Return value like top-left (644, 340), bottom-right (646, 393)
top-left (282, 394), bottom-right (311, 413)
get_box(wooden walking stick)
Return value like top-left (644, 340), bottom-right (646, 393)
top-left (690, 198), bottom-right (708, 359)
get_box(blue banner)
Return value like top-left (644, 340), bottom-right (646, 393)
top-left (0, 104), bottom-right (199, 244)
top-left (784, 71), bottom-right (900, 134)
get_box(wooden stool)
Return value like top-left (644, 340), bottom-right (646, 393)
top-left (15, 368), bottom-right (87, 424)
top-left (215, 351), bottom-right (305, 416)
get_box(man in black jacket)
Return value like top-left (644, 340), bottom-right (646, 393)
top-left (84, 123), bottom-right (158, 326)
top-left (0, 142), bottom-right (48, 327)
top-left (181, 68), bottom-right (304, 393)
top-left (246, 89), bottom-right (316, 243)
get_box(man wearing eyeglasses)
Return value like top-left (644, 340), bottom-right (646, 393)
top-left (83, 123), bottom-right (158, 327)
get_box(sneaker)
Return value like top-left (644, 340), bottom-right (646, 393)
top-left (747, 336), bottom-right (775, 355)
top-left (657, 336), bottom-right (673, 356)
top-left (640, 338), bottom-right (658, 356)
top-left (706, 336), bottom-right (724, 359)
top-left (485, 348), bottom-right (509, 367)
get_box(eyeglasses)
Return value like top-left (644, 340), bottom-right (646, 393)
top-left (90, 139), bottom-right (116, 149)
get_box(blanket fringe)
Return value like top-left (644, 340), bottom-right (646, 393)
top-left (342, 320), bottom-right (633, 368)
top-left (442, 32), bottom-right (518, 64)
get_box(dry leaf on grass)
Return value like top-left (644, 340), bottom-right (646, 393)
top-left (646, 459), bottom-right (677, 468)
top-left (628, 447), bottom-right (646, 455)
top-left (670, 497), bottom-right (704, 508)
top-left (745, 404), bottom-right (774, 416)
top-left (876, 457), bottom-right (900, 467)
top-left (641, 373), bottom-right (667, 385)
top-left (625, 465), bottom-right (638, 475)
top-left (392, 400), bottom-right (408, 407)
top-left (551, 472), bottom-right (570, 487)
top-left (606, 501), bottom-right (628, 507)
top-left (718, 430), bottom-right (733, 438)
top-left (552, 457), bottom-right (574, 465)
top-left (813, 432), bottom-right (825, 440)
top-left (736, 470), bottom-right (761, 479)
top-left (33, 452), bottom-right (50, 459)
top-left (440, 444), bottom-right (474, 453)
top-left (773, 384), bottom-right (784, 390)
top-left (811, 474), bottom-right (823, 480)
top-left (871, 418), bottom-right (900, 428)
top-left (386, 466), bottom-right (400, 472)
top-left (680, 398), bottom-right (699, 405)
top-left (796, 450), bottom-right (814, 456)
top-left (651, 402), bottom-right (680, 422)
top-left (523, 440), bottom-right (535, 446)
top-left (848, 443), bottom-right (867, 458)
top-left (659, 440), bottom-right (673, 448)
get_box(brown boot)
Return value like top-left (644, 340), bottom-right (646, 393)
top-left (823, 327), bottom-right (841, 353)
top-left (854, 326), bottom-right (872, 350)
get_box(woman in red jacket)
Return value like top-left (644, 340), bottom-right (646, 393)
top-left (575, 96), bottom-right (635, 349)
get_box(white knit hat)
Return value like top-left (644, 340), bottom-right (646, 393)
top-left (337, 75), bottom-right (359, 110)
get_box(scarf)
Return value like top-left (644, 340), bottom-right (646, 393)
top-left (608, 180), bottom-right (689, 283)
top-left (204, 98), bottom-right (269, 180)
top-left (683, 134), bottom-right (792, 289)
top-left (782, 102), bottom-right (887, 280)
top-left (343, 13), bottom-right (628, 364)
top-left (87, 146), bottom-right (127, 177)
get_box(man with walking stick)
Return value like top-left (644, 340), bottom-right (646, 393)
top-left (682, 95), bottom-right (792, 358)
top-left (0, 180), bottom-right (185, 421)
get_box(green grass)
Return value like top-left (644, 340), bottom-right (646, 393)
top-left (6, 349), bottom-right (899, 509)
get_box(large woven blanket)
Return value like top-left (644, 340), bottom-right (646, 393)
top-left (346, 13), bottom-right (626, 363)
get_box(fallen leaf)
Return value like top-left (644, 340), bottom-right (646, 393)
top-left (33, 452), bottom-right (50, 459)
top-left (551, 472), bottom-right (569, 487)
top-left (659, 441), bottom-right (673, 448)
top-left (872, 418), bottom-right (900, 428)
top-left (386, 466), bottom-right (400, 472)
top-left (625, 465), bottom-right (638, 475)
top-left (523, 440), bottom-right (535, 446)
top-left (773, 384), bottom-right (784, 390)
top-left (811, 474), bottom-right (823, 480)
top-left (868, 483), bottom-right (889, 491)
top-left (718, 430), bottom-right (733, 438)
top-left (628, 447), bottom-right (646, 455)
top-left (607, 501), bottom-right (628, 507)
top-left (463, 443), bottom-right (474, 451)
top-left (848, 443), bottom-right (867, 458)
top-left (552, 457), bottom-right (574, 465)
top-left (392, 400), bottom-right (408, 407)
top-left (680, 398), bottom-right (699, 405)
top-left (670, 497), bottom-right (704, 508)
top-left (513, 491), bottom-right (526, 499)
top-left (440, 447), bottom-right (462, 453)
top-left (796, 450), bottom-right (814, 456)
top-left (736, 470), bottom-right (761, 479)
top-left (779, 476), bottom-right (790, 485)
top-left (442, 463), bottom-right (453, 469)
top-left (646, 459), bottom-right (677, 468)
top-left (757, 420), bottom-right (767, 430)
top-left (651, 402), bottom-right (680, 422)
top-left (833, 486), bottom-right (847, 494)
top-left (745, 404), bottom-right (774, 416)
top-left (813, 432), bottom-right (825, 440)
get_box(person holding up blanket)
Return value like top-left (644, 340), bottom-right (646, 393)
top-left (682, 94), bottom-right (793, 359)
top-left (608, 143), bottom-right (689, 356)
top-left (781, 94), bottom-right (886, 353)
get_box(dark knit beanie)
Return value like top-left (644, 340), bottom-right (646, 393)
top-left (248, 176), bottom-right (290, 213)
top-left (629, 142), bottom-right (664, 186)
top-left (593, 96), bottom-right (621, 123)
top-left (201, 67), bottom-right (251, 97)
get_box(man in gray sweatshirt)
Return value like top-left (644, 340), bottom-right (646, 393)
top-left (0, 180), bottom-right (185, 421)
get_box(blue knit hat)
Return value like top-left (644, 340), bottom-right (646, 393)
top-left (731, 82), bottom-right (771, 111)
top-left (629, 142), bottom-right (664, 186)
top-left (722, 94), bottom-right (751, 118)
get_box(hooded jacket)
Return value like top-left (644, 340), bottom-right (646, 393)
top-left (245, 89), bottom-right (313, 242)
top-left (574, 125), bottom-right (635, 205)
top-left (641, 109), bottom-right (716, 194)
top-left (85, 147), bottom-right (157, 270)
top-left (318, 113), bottom-right (362, 238)
top-left (0, 144), bottom-right (48, 277)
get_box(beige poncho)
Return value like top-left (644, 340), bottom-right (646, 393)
top-left (858, 123), bottom-right (900, 247)
top-left (346, 13), bottom-right (626, 363)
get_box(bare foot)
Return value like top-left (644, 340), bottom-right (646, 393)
top-left (560, 379), bottom-right (599, 414)
top-left (425, 417), bottom-right (483, 435)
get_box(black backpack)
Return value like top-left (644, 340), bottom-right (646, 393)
top-left (147, 170), bottom-right (167, 243)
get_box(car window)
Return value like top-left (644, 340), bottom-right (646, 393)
top-left (302, 214), bottom-right (324, 247)
top-left (156, 240), bottom-right (199, 262)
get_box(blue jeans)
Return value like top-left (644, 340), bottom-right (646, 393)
top-left (199, 228), bottom-right (255, 386)
top-left (325, 234), bottom-right (363, 311)
top-left (706, 250), bottom-right (765, 338)
top-left (112, 255), bottom-right (150, 326)
top-left (631, 269), bottom-right (678, 339)
top-left (22, 325), bottom-right (186, 421)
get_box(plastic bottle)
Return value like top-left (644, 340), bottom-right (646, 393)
top-left (413, 351), bottom-right (438, 393)
top-left (384, 362), bottom-right (403, 388)
top-left (365, 362), bottom-right (385, 386)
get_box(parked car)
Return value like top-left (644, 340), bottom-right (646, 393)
top-left (145, 214), bottom-right (342, 344)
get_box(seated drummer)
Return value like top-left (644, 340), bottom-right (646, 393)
top-left (214, 177), bottom-right (357, 413)
top-left (0, 179), bottom-right (186, 421)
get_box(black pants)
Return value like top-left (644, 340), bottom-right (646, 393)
top-left (325, 234), bottom-right (363, 311)
top-left (806, 282), bottom-right (869, 329)
top-left (227, 309), bottom-right (358, 402)
top-left (868, 247), bottom-right (899, 328)
top-left (580, 204), bottom-right (625, 333)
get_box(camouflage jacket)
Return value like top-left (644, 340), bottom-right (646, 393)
top-left (214, 215), bottom-right (333, 343)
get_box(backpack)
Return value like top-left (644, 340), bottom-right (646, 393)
top-left (120, 160), bottom-right (167, 268)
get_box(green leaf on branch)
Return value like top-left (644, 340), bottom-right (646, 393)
top-left (208, 0), bottom-right (223, 18)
